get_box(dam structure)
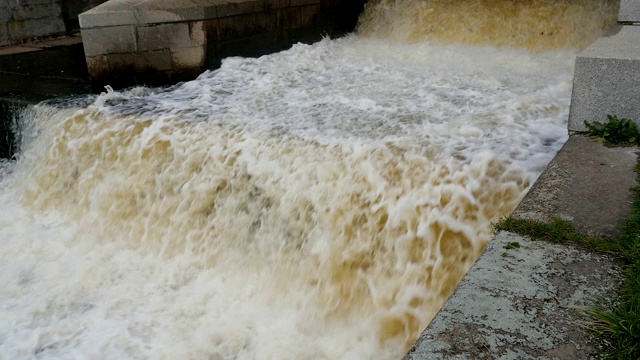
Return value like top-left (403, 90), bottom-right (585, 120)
top-left (0, 0), bottom-right (636, 359)
top-left (78, 0), bottom-right (366, 89)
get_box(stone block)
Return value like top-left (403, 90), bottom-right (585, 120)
top-left (290, 0), bottom-right (320, 5)
top-left (109, 50), bottom-right (173, 72)
top-left (0, 21), bottom-right (9, 45)
top-left (568, 26), bottom-right (640, 131)
top-left (215, 0), bottom-right (266, 18)
top-left (80, 0), bottom-right (212, 28)
top-left (7, 16), bottom-right (65, 39)
top-left (203, 17), bottom-right (220, 42)
top-left (188, 0), bottom-right (218, 18)
top-left (18, 0), bottom-right (57, 5)
top-left (86, 54), bottom-right (110, 79)
top-left (619, 0), bottom-right (640, 23)
top-left (81, 25), bottom-right (136, 56)
top-left (10, 3), bottom-right (62, 21)
top-left (277, 7), bottom-right (301, 30)
top-left (217, 12), bottom-right (277, 41)
top-left (0, 9), bottom-right (10, 23)
top-left (298, 4), bottom-right (320, 28)
top-left (137, 0), bottom-right (206, 24)
top-left (79, 1), bottom-right (137, 28)
top-left (137, 22), bottom-right (191, 51)
top-left (265, 0), bottom-right (290, 9)
top-left (14, 0), bottom-right (57, 5)
top-left (171, 46), bottom-right (205, 69)
top-left (190, 20), bottom-right (205, 46)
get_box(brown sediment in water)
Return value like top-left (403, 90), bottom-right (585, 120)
top-left (2, 1), bottom-right (588, 355)
top-left (358, 0), bottom-right (619, 51)
top-left (20, 109), bottom-right (528, 350)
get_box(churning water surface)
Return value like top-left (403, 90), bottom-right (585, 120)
top-left (0, 1), bottom-right (619, 359)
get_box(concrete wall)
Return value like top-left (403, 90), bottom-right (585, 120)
top-left (79, 0), bottom-right (366, 89)
top-left (0, 0), bottom-right (108, 46)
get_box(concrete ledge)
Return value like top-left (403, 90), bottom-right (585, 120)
top-left (515, 135), bottom-right (639, 238)
top-left (619, 0), bottom-right (640, 23)
top-left (568, 25), bottom-right (640, 132)
top-left (406, 230), bottom-right (623, 360)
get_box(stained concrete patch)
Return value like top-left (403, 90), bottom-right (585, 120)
top-left (406, 231), bottom-right (623, 360)
top-left (514, 135), bottom-right (638, 238)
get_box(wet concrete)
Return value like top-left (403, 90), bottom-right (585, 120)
top-left (515, 135), bottom-right (638, 238)
top-left (407, 231), bottom-right (624, 360)
top-left (408, 135), bottom-right (635, 359)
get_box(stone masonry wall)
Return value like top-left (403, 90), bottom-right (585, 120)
top-left (0, 0), bottom-right (108, 46)
top-left (79, 0), bottom-right (366, 89)
top-left (0, 0), bottom-right (66, 46)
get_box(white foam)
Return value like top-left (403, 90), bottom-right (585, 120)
top-left (0, 36), bottom-right (575, 359)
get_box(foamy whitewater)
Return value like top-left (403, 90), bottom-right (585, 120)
top-left (0, 1), bottom-right (618, 359)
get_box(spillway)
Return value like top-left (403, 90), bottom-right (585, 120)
top-left (0, 1), bottom-right (619, 359)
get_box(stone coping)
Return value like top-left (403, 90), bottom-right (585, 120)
top-left (568, 25), bottom-right (640, 131)
top-left (619, 0), bottom-right (640, 23)
top-left (79, 0), bottom-right (320, 28)
top-left (579, 25), bottom-right (640, 60)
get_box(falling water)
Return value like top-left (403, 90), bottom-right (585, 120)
top-left (0, 1), bottom-right (618, 359)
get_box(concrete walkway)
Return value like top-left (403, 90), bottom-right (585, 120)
top-left (407, 135), bottom-right (637, 359)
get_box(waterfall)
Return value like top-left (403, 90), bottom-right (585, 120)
top-left (0, 1), bottom-right (618, 358)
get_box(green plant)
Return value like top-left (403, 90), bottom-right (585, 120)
top-left (584, 115), bottom-right (639, 146)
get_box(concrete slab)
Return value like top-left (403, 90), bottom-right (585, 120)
top-left (568, 25), bottom-right (640, 132)
top-left (619, 0), bottom-right (640, 23)
top-left (515, 135), bottom-right (638, 238)
top-left (406, 230), bottom-right (623, 360)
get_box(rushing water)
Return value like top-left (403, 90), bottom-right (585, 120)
top-left (0, 1), bottom-right (618, 359)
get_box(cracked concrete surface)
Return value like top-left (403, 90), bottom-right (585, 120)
top-left (406, 231), bottom-right (623, 360)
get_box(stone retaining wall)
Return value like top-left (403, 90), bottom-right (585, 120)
top-left (1, 0), bottom-right (66, 46)
top-left (1, 0), bottom-right (108, 47)
top-left (79, 0), bottom-right (365, 89)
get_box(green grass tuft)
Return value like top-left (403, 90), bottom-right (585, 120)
top-left (493, 217), bottom-right (618, 254)
top-left (584, 115), bottom-right (639, 146)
